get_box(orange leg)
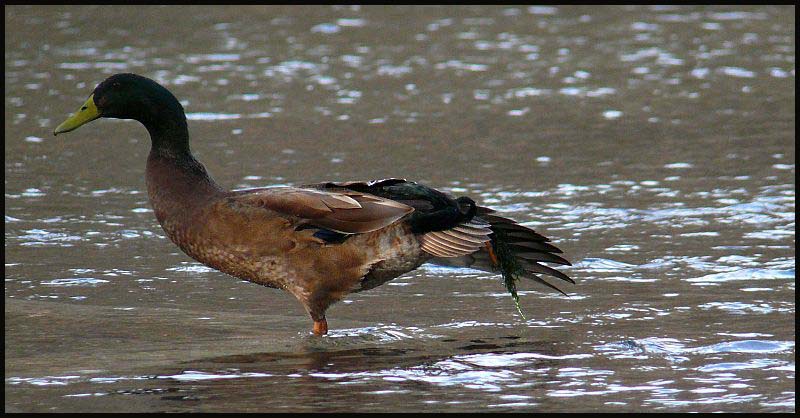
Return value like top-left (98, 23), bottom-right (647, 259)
top-left (312, 317), bottom-right (328, 335)
top-left (485, 241), bottom-right (499, 267)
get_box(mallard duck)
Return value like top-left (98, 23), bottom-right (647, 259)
top-left (54, 73), bottom-right (572, 335)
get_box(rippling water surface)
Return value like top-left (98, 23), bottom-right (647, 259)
top-left (5, 5), bottom-right (795, 413)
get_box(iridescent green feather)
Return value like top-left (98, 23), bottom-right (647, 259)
top-left (490, 228), bottom-right (527, 319)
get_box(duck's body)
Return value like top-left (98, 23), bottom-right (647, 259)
top-left (146, 150), bottom-right (428, 330)
top-left (55, 73), bottom-right (573, 335)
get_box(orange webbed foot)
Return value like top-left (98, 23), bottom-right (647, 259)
top-left (312, 318), bottom-right (328, 335)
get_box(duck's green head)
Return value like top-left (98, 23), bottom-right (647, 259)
top-left (54, 73), bottom-right (183, 136)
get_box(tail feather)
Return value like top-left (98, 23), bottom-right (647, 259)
top-left (527, 273), bottom-right (569, 296)
top-left (524, 262), bottom-right (575, 284)
top-left (508, 240), bottom-right (564, 254)
top-left (514, 251), bottom-right (572, 267)
top-left (429, 208), bottom-right (573, 313)
top-left (486, 222), bottom-right (551, 242)
top-left (463, 251), bottom-right (573, 285)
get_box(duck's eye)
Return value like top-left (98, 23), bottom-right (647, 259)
top-left (81, 106), bottom-right (88, 111)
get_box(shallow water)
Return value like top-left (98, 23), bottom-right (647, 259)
top-left (4, 5), bottom-right (795, 413)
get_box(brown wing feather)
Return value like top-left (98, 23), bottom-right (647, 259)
top-left (419, 220), bottom-right (493, 258)
top-left (227, 187), bottom-right (414, 234)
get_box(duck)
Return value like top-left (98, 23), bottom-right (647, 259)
top-left (53, 73), bottom-right (573, 335)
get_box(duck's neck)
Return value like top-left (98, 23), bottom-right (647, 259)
top-left (146, 115), bottom-right (191, 157)
top-left (145, 121), bottom-right (224, 224)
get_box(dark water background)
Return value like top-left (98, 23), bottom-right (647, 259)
top-left (5, 5), bottom-right (795, 412)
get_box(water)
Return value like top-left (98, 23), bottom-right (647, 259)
top-left (5, 5), bottom-right (795, 413)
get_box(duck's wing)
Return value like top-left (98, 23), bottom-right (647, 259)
top-left (305, 179), bottom-right (572, 293)
top-left (417, 219), bottom-right (493, 258)
top-left (433, 207), bottom-right (573, 294)
top-left (225, 186), bottom-right (414, 234)
top-left (305, 178), bottom-right (494, 256)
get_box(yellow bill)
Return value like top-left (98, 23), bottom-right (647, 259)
top-left (53, 94), bottom-right (100, 135)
